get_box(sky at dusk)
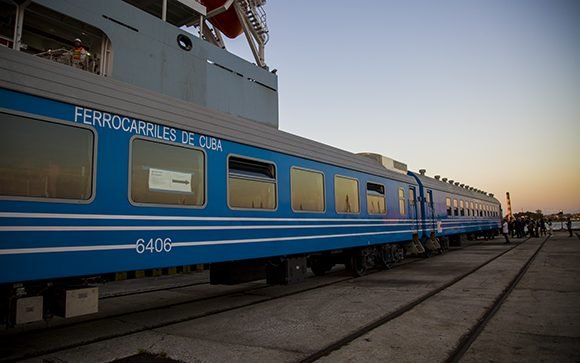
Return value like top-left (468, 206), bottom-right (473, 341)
top-left (218, 0), bottom-right (580, 214)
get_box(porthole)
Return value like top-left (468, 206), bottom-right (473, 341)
top-left (177, 34), bottom-right (192, 51)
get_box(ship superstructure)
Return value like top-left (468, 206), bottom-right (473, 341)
top-left (0, 0), bottom-right (278, 127)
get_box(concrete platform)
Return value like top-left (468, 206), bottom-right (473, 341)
top-left (320, 232), bottom-right (580, 362)
top-left (462, 232), bottom-right (580, 362)
top-left (10, 233), bottom-right (580, 362)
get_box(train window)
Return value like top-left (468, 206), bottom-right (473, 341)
top-left (398, 188), bottom-right (406, 216)
top-left (460, 200), bottom-right (465, 216)
top-left (409, 188), bottom-right (416, 206)
top-left (335, 176), bottom-right (360, 213)
top-left (0, 113), bottom-right (94, 201)
top-left (446, 198), bottom-right (452, 216)
top-left (427, 191), bottom-right (433, 206)
top-left (470, 201), bottom-right (474, 216)
top-left (291, 167), bottom-right (325, 212)
top-left (453, 199), bottom-right (458, 216)
top-left (367, 182), bottom-right (386, 215)
top-left (131, 139), bottom-right (205, 206)
top-left (228, 156), bottom-right (276, 210)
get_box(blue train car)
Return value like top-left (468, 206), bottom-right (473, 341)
top-left (409, 172), bottom-right (502, 241)
top-left (0, 0), bottom-right (501, 323)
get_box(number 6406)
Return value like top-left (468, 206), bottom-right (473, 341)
top-left (135, 238), bottom-right (172, 254)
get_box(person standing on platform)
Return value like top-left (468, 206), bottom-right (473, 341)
top-left (515, 217), bottom-right (523, 238)
top-left (502, 219), bottom-right (510, 243)
top-left (567, 217), bottom-right (573, 237)
top-left (539, 218), bottom-right (546, 236)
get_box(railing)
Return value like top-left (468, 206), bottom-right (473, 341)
top-left (35, 48), bottom-right (102, 75)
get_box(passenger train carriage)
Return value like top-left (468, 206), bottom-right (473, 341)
top-left (0, 0), bottom-right (501, 324)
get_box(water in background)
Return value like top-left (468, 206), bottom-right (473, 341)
top-left (550, 220), bottom-right (580, 230)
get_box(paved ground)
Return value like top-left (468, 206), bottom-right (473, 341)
top-left (8, 232), bottom-right (579, 362)
top-left (462, 232), bottom-right (580, 362)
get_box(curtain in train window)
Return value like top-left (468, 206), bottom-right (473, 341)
top-left (131, 139), bottom-right (205, 206)
top-left (0, 113), bottom-right (94, 200)
top-left (335, 176), bottom-right (360, 213)
top-left (291, 168), bottom-right (324, 212)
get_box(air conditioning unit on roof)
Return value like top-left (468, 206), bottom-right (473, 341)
top-left (357, 153), bottom-right (408, 175)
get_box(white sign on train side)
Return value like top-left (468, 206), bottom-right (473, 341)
top-left (74, 106), bottom-right (223, 152)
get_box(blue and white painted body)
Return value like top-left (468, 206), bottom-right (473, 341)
top-left (0, 86), bottom-right (425, 284)
top-left (409, 171), bottom-right (501, 239)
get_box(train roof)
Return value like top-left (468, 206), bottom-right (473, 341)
top-left (0, 47), bottom-right (416, 185)
top-left (409, 172), bottom-right (500, 203)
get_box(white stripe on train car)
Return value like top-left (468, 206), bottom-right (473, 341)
top-left (0, 229), bottom-right (417, 255)
top-left (0, 222), bottom-right (416, 232)
top-left (0, 212), bottom-right (414, 223)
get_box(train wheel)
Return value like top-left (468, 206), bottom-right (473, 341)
top-left (379, 245), bottom-right (393, 269)
top-left (391, 245), bottom-right (402, 263)
top-left (310, 257), bottom-right (333, 276)
top-left (349, 250), bottom-right (371, 277)
top-left (349, 255), bottom-right (367, 277)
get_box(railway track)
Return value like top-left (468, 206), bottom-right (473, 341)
top-left (301, 236), bottom-right (545, 363)
top-left (445, 236), bottom-right (549, 362)
top-left (0, 240), bottom-right (505, 362)
top-left (1, 261), bottom-right (408, 361)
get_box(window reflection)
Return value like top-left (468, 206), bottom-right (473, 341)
top-left (398, 188), bottom-right (406, 215)
top-left (0, 113), bottom-right (93, 200)
top-left (367, 182), bottom-right (385, 215)
top-left (335, 176), bottom-right (359, 213)
top-left (228, 156), bottom-right (276, 210)
top-left (292, 168), bottom-right (324, 212)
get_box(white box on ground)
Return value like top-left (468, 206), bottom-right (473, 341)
top-left (59, 287), bottom-right (99, 318)
top-left (15, 296), bottom-right (43, 324)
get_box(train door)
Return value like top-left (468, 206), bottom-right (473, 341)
top-left (426, 190), bottom-right (436, 232)
top-left (408, 187), bottom-right (419, 231)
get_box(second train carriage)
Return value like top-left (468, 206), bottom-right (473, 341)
top-left (0, 0), bottom-right (501, 323)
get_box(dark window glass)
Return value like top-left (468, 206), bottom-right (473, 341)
top-left (335, 176), bottom-right (360, 213)
top-left (291, 168), bottom-right (324, 212)
top-left (0, 2), bottom-right (16, 45)
top-left (367, 182), bottom-right (386, 214)
top-left (0, 113), bottom-right (93, 200)
top-left (131, 139), bottom-right (204, 206)
top-left (446, 197), bottom-right (452, 216)
top-left (228, 156), bottom-right (276, 209)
